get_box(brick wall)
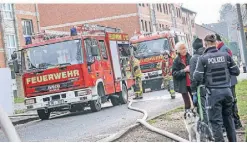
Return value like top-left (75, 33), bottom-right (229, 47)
top-left (15, 4), bottom-right (39, 97)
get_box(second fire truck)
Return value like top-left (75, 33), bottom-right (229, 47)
top-left (130, 29), bottom-right (187, 97)
top-left (12, 24), bottom-right (134, 120)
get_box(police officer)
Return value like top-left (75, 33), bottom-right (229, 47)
top-left (193, 34), bottom-right (240, 142)
top-left (130, 45), bottom-right (143, 99)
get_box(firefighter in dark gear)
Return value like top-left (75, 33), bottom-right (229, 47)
top-left (130, 45), bottom-right (143, 99)
top-left (193, 34), bottom-right (240, 142)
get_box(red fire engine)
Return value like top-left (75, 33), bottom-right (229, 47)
top-left (12, 24), bottom-right (134, 120)
top-left (130, 30), bottom-right (178, 93)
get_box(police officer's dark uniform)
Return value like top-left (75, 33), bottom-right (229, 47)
top-left (193, 35), bottom-right (240, 142)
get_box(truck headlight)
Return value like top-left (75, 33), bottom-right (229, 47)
top-left (25, 98), bottom-right (36, 105)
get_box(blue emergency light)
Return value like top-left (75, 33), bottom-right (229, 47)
top-left (25, 36), bottom-right (32, 45)
top-left (70, 27), bottom-right (77, 36)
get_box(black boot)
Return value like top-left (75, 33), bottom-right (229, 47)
top-left (235, 120), bottom-right (243, 130)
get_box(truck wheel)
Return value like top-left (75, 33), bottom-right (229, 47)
top-left (37, 109), bottom-right (50, 120)
top-left (90, 85), bottom-right (103, 112)
top-left (110, 97), bottom-right (119, 106)
top-left (119, 84), bottom-right (128, 104)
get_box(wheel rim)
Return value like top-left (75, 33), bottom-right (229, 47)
top-left (95, 97), bottom-right (101, 109)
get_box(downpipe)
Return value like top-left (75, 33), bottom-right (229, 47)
top-left (128, 100), bottom-right (189, 142)
top-left (0, 105), bottom-right (21, 142)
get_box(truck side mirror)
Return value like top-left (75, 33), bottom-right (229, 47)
top-left (11, 52), bottom-right (20, 73)
top-left (13, 60), bottom-right (19, 73)
top-left (91, 45), bottom-right (99, 57)
top-left (11, 52), bottom-right (17, 60)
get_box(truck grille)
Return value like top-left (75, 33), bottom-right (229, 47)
top-left (140, 63), bottom-right (158, 71)
top-left (35, 81), bottom-right (73, 92)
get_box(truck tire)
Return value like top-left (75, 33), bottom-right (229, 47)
top-left (37, 109), bottom-right (50, 120)
top-left (90, 85), bottom-right (103, 112)
top-left (119, 84), bottom-right (128, 104)
top-left (110, 97), bottom-right (119, 106)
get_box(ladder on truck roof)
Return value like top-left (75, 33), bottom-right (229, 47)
top-left (27, 24), bottom-right (123, 44)
top-left (80, 23), bottom-right (122, 33)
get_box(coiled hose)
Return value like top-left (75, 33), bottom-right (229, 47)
top-left (0, 105), bottom-right (21, 142)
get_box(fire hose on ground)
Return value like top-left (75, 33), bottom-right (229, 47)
top-left (0, 105), bottom-right (21, 142)
top-left (127, 100), bottom-right (189, 142)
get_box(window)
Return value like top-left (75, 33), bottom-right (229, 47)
top-left (168, 4), bottom-right (171, 13)
top-left (6, 34), bottom-right (17, 60)
top-left (1, 4), bottom-right (13, 19)
top-left (22, 19), bottom-right (33, 36)
top-left (149, 21), bottom-right (152, 32)
top-left (144, 21), bottom-right (148, 32)
top-left (157, 4), bottom-right (159, 12)
top-left (163, 4), bottom-right (166, 14)
top-left (99, 40), bottom-right (108, 59)
top-left (139, 3), bottom-right (142, 6)
top-left (191, 20), bottom-right (195, 27)
top-left (165, 4), bottom-right (168, 14)
top-left (85, 38), bottom-right (100, 62)
top-left (141, 20), bottom-right (144, 31)
top-left (142, 3), bottom-right (145, 7)
top-left (159, 4), bottom-right (162, 13)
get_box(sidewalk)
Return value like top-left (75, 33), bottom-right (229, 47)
top-left (116, 107), bottom-right (246, 142)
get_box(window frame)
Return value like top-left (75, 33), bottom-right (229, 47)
top-left (5, 34), bottom-right (17, 60)
top-left (99, 40), bottom-right (108, 60)
top-left (1, 4), bottom-right (13, 19)
top-left (22, 19), bottom-right (34, 36)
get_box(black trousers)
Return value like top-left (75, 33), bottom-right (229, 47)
top-left (181, 86), bottom-right (192, 109)
top-left (207, 88), bottom-right (236, 142)
top-left (231, 85), bottom-right (241, 126)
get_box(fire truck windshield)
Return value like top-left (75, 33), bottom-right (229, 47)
top-left (23, 39), bottom-right (83, 71)
top-left (134, 38), bottom-right (170, 58)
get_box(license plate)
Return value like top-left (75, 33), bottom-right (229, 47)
top-left (148, 72), bottom-right (158, 76)
top-left (48, 99), bottom-right (64, 106)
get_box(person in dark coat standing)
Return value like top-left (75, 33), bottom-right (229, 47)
top-left (172, 42), bottom-right (192, 111)
top-left (215, 34), bottom-right (242, 129)
top-left (189, 38), bottom-right (208, 123)
top-left (194, 34), bottom-right (239, 142)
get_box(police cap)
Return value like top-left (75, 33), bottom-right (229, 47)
top-left (204, 34), bottom-right (216, 42)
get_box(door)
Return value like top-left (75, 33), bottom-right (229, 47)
top-left (84, 38), bottom-right (103, 83)
top-left (98, 39), bottom-right (115, 94)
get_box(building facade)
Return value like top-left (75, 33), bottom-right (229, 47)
top-left (38, 4), bottom-right (196, 47)
top-left (0, 4), bottom-right (40, 97)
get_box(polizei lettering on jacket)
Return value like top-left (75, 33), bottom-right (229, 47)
top-left (208, 56), bottom-right (225, 64)
top-left (26, 70), bottom-right (80, 84)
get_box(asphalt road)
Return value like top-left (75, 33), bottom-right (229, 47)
top-left (0, 90), bottom-right (183, 142)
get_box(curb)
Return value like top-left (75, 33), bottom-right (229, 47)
top-left (11, 116), bottom-right (40, 126)
top-left (97, 104), bottom-right (183, 142)
top-left (9, 114), bottom-right (38, 117)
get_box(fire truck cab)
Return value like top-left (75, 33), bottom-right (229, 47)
top-left (12, 24), bottom-right (134, 120)
top-left (130, 30), bottom-right (177, 92)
